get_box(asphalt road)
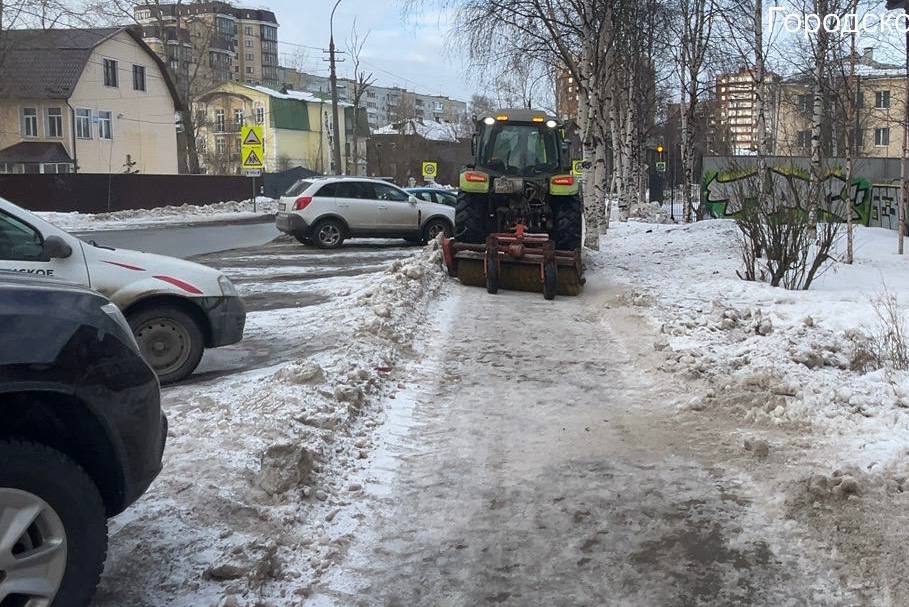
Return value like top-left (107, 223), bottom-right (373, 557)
top-left (183, 231), bottom-right (421, 383)
top-left (74, 218), bottom-right (281, 258)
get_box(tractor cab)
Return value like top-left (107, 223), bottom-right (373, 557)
top-left (470, 110), bottom-right (571, 178)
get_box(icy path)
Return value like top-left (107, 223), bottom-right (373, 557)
top-left (309, 276), bottom-right (853, 606)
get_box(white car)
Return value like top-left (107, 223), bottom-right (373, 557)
top-left (276, 176), bottom-right (455, 248)
top-left (0, 197), bottom-right (245, 384)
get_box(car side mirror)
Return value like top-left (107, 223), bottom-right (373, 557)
top-left (43, 235), bottom-right (72, 259)
top-left (408, 195), bottom-right (419, 204)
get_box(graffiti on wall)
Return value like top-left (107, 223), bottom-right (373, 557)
top-left (701, 165), bottom-right (880, 226)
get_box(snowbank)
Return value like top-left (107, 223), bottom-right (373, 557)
top-left (36, 197), bottom-right (278, 232)
top-left (604, 219), bottom-right (909, 472)
top-left (96, 242), bottom-right (447, 606)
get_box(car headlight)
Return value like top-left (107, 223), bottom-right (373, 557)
top-left (218, 275), bottom-right (238, 296)
top-left (101, 301), bottom-right (140, 351)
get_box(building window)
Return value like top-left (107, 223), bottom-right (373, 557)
top-left (875, 127), bottom-right (890, 146)
top-left (103, 58), bottom-right (118, 87)
top-left (46, 107), bottom-right (63, 138)
top-left (133, 65), bottom-right (146, 91)
top-left (98, 110), bottom-right (113, 139)
top-left (245, 39), bottom-right (252, 48)
top-left (245, 52), bottom-right (254, 61)
top-left (234, 109), bottom-right (244, 127)
top-left (246, 66), bottom-right (253, 74)
top-left (20, 107), bottom-right (37, 137)
top-left (796, 130), bottom-right (811, 148)
top-left (255, 106), bottom-right (264, 124)
top-left (216, 137), bottom-right (226, 154)
top-left (75, 108), bottom-right (92, 139)
top-left (245, 25), bottom-right (253, 35)
top-left (215, 109), bottom-right (225, 132)
top-left (875, 90), bottom-right (891, 109)
top-left (797, 94), bottom-right (812, 113)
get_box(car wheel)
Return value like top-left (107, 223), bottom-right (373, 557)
top-left (293, 233), bottom-right (312, 245)
top-left (128, 305), bottom-right (205, 384)
top-left (0, 440), bottom-right (107, 607)
top-left (422, 218), bottom-right (451, 242)
top-left (312, 218), bottom-right (345, 249)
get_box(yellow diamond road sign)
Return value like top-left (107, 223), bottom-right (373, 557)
top-left (422, 161), bottom-right (438, 179)
top-left (241, 125), bottom-right (264, 170)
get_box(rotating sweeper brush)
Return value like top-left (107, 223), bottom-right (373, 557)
top-left (442, 108), bottom-right (585, 300)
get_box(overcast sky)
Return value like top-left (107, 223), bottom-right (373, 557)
top-left (274, 1), bottom-right (475, 101)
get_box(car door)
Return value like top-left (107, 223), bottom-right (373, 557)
top-left (0, 207), bottom-right (89, 284)
top-left (334, 181), bottom-right (376, 232)
top-left (370, 182), bottom-right (420, 232)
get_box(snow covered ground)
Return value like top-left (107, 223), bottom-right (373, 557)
top-left (605, 219), bottom-right (909, 603)
top-left (607, 220), bottom-right (909, 467)
top-left (92, 240), bottom-right (446, 607)
top-left (90, 217), bottom-right (909, 605)
top-left (35, 197), bottom-right (277, 232)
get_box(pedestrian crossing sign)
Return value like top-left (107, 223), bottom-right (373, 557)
top-left (242, 148), bottom-right (263, 169)
top-left (241, 125), bottom-right (265, 169)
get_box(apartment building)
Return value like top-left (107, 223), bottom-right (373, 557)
top-left (135, 1), bottom-right (279, 95)
top-left (555, 69), bottom-right (579, 121)
top-left (0, 27), bottom-right (182, 174)
top-left (775, 49), bottom-right (905, 158)
top-left (293, 71), bottom-right (468, 130)
top-left (194, 82), bottom-right (363, 175)
top-left (714, 67), bottom-right (781, 155)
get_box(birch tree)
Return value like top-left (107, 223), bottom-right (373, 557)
top-left (347, 21), bottom-right (375, 177)
top-left (674, 0), bottom-right (716, 222)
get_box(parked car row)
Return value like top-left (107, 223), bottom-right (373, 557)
top-left (276, 177), bottom-right (457, 249)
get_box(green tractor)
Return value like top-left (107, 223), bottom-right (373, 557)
top-left (440, 109), bottom-right (584, 299)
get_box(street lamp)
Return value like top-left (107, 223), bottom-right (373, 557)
top-left (329, 0), bottom-right (344, 175)
top-left (886, 0), bottom-right (908, 253)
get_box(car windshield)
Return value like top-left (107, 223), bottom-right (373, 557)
top-left (478, 123), bottom-right (560, 177)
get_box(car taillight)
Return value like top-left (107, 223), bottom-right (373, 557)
top-left (294, 196), bottom-right (313, 210)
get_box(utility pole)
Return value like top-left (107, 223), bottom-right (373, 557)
top-left (327, 0), bottom-right (345, 175)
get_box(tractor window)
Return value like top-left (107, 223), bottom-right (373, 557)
top-left (478, 124), bottom-right (560, 177)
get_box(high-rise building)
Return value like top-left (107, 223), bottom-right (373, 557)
top-left (135, 1), bottom-right (279, 96)
top-left (714, 67), bottom-right (780, 155)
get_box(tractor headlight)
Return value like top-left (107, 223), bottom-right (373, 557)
top-left (218, 275), bottom-right (238, 296)
top-left (546, 119), bottom-right (558, 128)
top-left (483, 116), bottom-right (495, 125)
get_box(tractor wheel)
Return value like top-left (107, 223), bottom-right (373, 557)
top-left (485, 255), bottom-right (499, 294)
top-left (552, 196), bottom-right (583, 251)
top-left (543, 260), bottom-right (558, 301)
top-left (455, 192), bottom-right (489, 244)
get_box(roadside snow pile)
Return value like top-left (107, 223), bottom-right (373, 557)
top-left (96, 242), bottom-right (446, 607)
top-left (36, 197), bottom-right (277, 232)
top-left (627, 201), bottom-right (674, 224)
top-left (606, 220), bottom-right (909, 469)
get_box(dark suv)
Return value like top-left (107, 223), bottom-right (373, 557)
top-left (0, 273), bottom-right (167, 607)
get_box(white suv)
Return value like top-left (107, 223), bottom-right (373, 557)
top-left (275, 177), bottom-right (455, 248)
